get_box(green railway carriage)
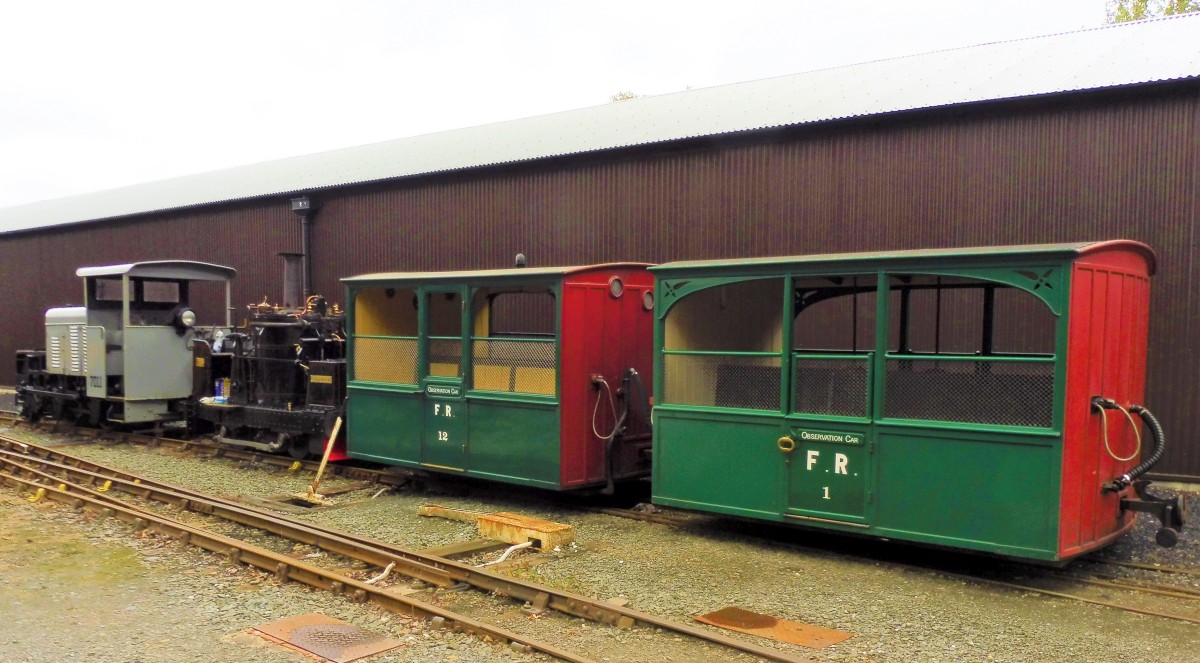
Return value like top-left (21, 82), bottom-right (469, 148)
top-left (649, 241), bottom-right (1179, 562)
top-left (342, 264), bottom-right (654, 491)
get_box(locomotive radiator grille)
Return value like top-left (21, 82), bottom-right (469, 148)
top-left (883, 358), bottom-right (1054, 428)
top-left (48, 336), bottom-right (62, 371)
top-left (470, 339), bottom-right (556, 395)
top-left (69, 324), bottom-right (86, 375)
top-left (353, 336), bottom-right (418, 385)
top-left (663, 353), bottom-right (782, 411)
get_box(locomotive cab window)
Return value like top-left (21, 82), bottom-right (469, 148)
top-left (470, 288), bottom-right (557, 396)
top-left (883, 274), bottom-right (1057, 428)
top-left (141, 280), bottom-right (182, 304)
top-left (92, 278), bottom-right (132, 303)
top-left (791, 275), bottom-right (876, 418)
top-left (662, 278), bottom-right (784, 410)
top-left (352, 287), bottom-right (418, 385)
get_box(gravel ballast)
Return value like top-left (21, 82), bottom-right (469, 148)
top-left (2, 422), bottom-right (1197, 662)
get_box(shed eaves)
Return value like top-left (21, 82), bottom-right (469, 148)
top-left (2, 14), bottom-right (1198, 234)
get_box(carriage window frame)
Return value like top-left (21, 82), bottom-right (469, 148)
top-left (660, 277), bottom-right (786, 412)
top-left (349, 286), bottom-right (420, 386)
top-left (468, 286), bottom-right (559, 398)
top-left (881, 272), bottom-right (1060, 430)
top-left (789, 274), bottom-right (877, 420)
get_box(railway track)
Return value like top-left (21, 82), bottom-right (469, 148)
top-left (5, 413), bottom-right (1198, 631)
top-left (0, 431), bottom-right (813, 663)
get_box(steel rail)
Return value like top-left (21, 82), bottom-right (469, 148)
top-left (0, 434), bottom-right (815, 663)
top-left (0, 415), bottom-right (402, 483)
top-left (0, 446), bottom-right (458, 588)
top-left (7, 417), bottom-right (1200, 636)
top-left (931, 569), bottom-right (1200, 625)
top-left (584, 472), bottom-right (1200, 626)
top-left (0, 467), bottom-right (596, 663)
top-left (1057, 572), bottom-right (1200, 601)
top-left (1090, 558), bottom-right (1200, 578)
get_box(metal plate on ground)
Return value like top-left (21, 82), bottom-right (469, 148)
top-left (253, 613), bottom-right (403, 662)
top-left (696, 606), bottom-right (853, 648)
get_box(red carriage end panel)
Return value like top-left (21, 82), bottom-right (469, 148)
top-left (1059, 242), bottom-right (1154, 558)
top-left (558, 267), bottom-right (655, 488)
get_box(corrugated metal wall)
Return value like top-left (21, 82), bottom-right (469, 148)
top-left (2, 84), bottom-right (1198, 476)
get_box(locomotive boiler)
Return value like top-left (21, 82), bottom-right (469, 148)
top-left (190, 254), bottom-right (347, 458)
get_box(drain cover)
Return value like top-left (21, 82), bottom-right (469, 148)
top-left (696, 606), bottom-right (853, 648)
top-left (253, 613), bottom-right (403, 662)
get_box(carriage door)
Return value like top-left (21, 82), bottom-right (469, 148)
top-left (782, 275), bottom-right (876, 528)
top-left (421, 288), bottom-right (468, 472)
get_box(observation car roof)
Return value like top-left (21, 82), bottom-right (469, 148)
top-left (76, 260), bottom-right (237, 281)
top-left (343, 262), bottom-right (652, 284)
top-left (651, 241), bottom-right (1156, 276)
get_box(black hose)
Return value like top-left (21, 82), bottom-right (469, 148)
top-left (603, 399), bottom-right (629, 496)
top-left (625, 368), bottom-right (651, 431)
top-left (1117, 405), bottom-right (1165, 486)
top-left (1123, 403), bottom-right (1161, 482)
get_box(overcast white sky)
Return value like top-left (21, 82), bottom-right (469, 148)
top-left (0, 1), bottom-right (1108, 210)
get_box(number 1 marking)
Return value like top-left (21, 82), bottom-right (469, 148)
top-left (822, 486), bottom-right (831, 500)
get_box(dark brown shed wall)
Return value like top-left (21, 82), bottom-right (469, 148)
top-left (3, 84), bottom-right (1198, 476)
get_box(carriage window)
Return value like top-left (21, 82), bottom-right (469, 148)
top-left (884, 275), bottom-right (1056, 428)
top-left (352, 287), bottom-right (418, 384)
top-left (791, 276), bottom-right (875, 418)
top-left (427, 291), bottom-right (463, 378)
top-left (662, 279), bottom-right (784, 410)
top-left (470, 289), bottom-right (557, 395)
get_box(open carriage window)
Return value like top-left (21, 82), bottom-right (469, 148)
top-left (662, 278), bottom-right (784, 410)
top-left (884, 275), bottom-right (1057, 428)
top-left (791, 276), bottom-right (875, 418)
top-left (470, 288), bottom-right (557, 395)
top-left (352, 287), bottom-right (418, 384)
top-left (427, 291), bottom-right (463, 378)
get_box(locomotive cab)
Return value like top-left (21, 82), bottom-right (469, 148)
top-left (17, 261), bottom-right (235, 426)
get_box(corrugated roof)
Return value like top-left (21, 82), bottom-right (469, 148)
top-left (3, 14), bottom-right (1198, 235)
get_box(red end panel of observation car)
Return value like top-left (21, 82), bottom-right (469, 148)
top-left (558, 267), bottom-right (655, 488)
top-left (1059, 244), bottom-right (1154, 558)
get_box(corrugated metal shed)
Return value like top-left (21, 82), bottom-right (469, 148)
top-left (2, 14), bottom-right (1198, 234)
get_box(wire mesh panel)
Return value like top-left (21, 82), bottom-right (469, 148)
top-left (428, 337), bottom-right (462, 377)
top-left (471, 339), bottom-right (556, 395)
top-left (792, 355), bottom-right (870, 417)
top-left (883, 358), bottom-right (1054, 427)
top-left (662, 353), bottom-right (782, 410)
top-left (353, 337), bottom-right (418, 384)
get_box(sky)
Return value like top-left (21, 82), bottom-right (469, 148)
top-left (0, 1), bottom-right (1109, 211)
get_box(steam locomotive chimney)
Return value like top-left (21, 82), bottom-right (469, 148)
top-left (278, 252), bottom-right (305, 308)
